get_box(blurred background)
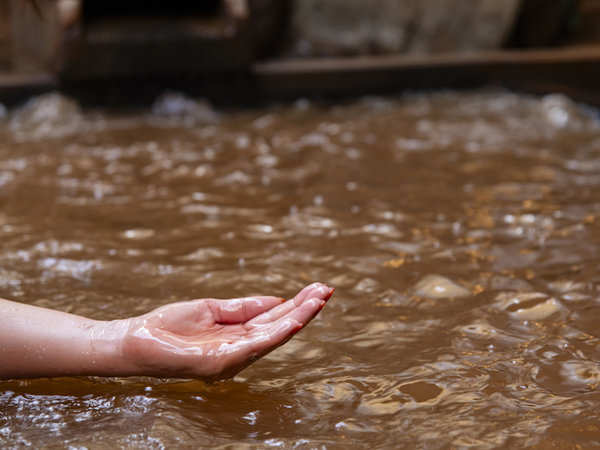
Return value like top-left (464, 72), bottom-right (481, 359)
top-left (1, 0), bottom-right (600, 103)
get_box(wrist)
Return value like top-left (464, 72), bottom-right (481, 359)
top-left (89, 318), bottom-right (138, 377)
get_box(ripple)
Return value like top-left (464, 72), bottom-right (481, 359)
top-left (399, 381), bottom-right (444, 403)
top-left (494, 292), bottom-right (567, 322)
top-left (561, 361), bottom-right (600, 385)
top-left (2, 89), bottom-right (600, 447)
top-left (9, 92), bottom-right (83, 140)
top-left (121, 229), bottom-right (155, 240)
top-left (151, 91), bottom-right (219, 123)
top-left (413, 274), bottom-right (471, 299)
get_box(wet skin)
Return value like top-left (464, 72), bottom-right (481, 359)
top-left (0, 283), bottom-right (334, 381)
top-left (122, 282), bottom-right (334, 381)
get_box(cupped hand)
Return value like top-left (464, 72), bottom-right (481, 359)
top-left (121, 282), bottom-right (334, 381)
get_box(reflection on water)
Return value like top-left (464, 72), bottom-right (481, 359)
top-left (1, 90), bottom-right (600, 447)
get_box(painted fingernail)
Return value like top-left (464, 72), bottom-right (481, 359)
top-left (323, 287), bottom-right (335, 301)
top-left (279, 297), bottom-right (286, 303)
top-left (318, 299), bottom-right (327, 311)
top-left (290, 323), bottom-right (303, 335)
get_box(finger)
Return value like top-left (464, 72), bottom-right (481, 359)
top-left (214, 317), bottom-right (300, 378)
top-left (224, 297), bottom-right (327, 369)
top-left (250, 297), bottom-right (326, 349)
top-left (220, 317), bottom-right (300, 367)
top-left (246, 299), bottom-right (299, 326)
top-left (208, 296), bottom-right (284, 324)
top-left (293, 282), bottom-right (334, 304)
top-left (219, 296), bottom-right (332, 379)
top-left (247, 283), bottom-right (334, 326)
top-left (273, 296), bottom-right (327, 332)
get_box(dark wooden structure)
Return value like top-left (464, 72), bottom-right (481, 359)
top-left (1, 0), bottom-right (599, 106)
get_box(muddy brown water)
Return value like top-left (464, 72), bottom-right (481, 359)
top-left (1, 90), bottom-right (600, 448)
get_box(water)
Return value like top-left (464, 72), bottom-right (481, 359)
top-left (1, 89), bottom-right (600, 448)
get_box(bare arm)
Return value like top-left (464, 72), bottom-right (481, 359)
top-left (0, 282), bottom-right (334, 381)
top-left (0, 299), bottom-right (130, 379)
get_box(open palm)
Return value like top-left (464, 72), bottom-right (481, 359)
top-left (122, 282), bottom-right (334, 381)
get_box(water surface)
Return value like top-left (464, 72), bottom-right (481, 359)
top-left (1, 90), bottom-right (600, 448)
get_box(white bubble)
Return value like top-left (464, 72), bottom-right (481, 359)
top-left (152, 91), bottom-right (218, 122)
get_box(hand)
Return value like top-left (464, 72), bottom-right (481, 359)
top-left (121, 282), bottom-right (334, 381)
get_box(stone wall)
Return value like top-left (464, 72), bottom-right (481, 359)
top-left (291, 0), bottom-right (522, 56)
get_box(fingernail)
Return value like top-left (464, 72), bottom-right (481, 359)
top-left (279, 297), bottom-right (286, 303)
top-left (323, 287), bottom-right (335, 301)
top-left (318, 299), bottom-right (327, 311)
top-left (290, 323), bottom-right (303, 335)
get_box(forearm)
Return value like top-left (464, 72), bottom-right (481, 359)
top-left (0, 298), bottom-right (135, 379)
